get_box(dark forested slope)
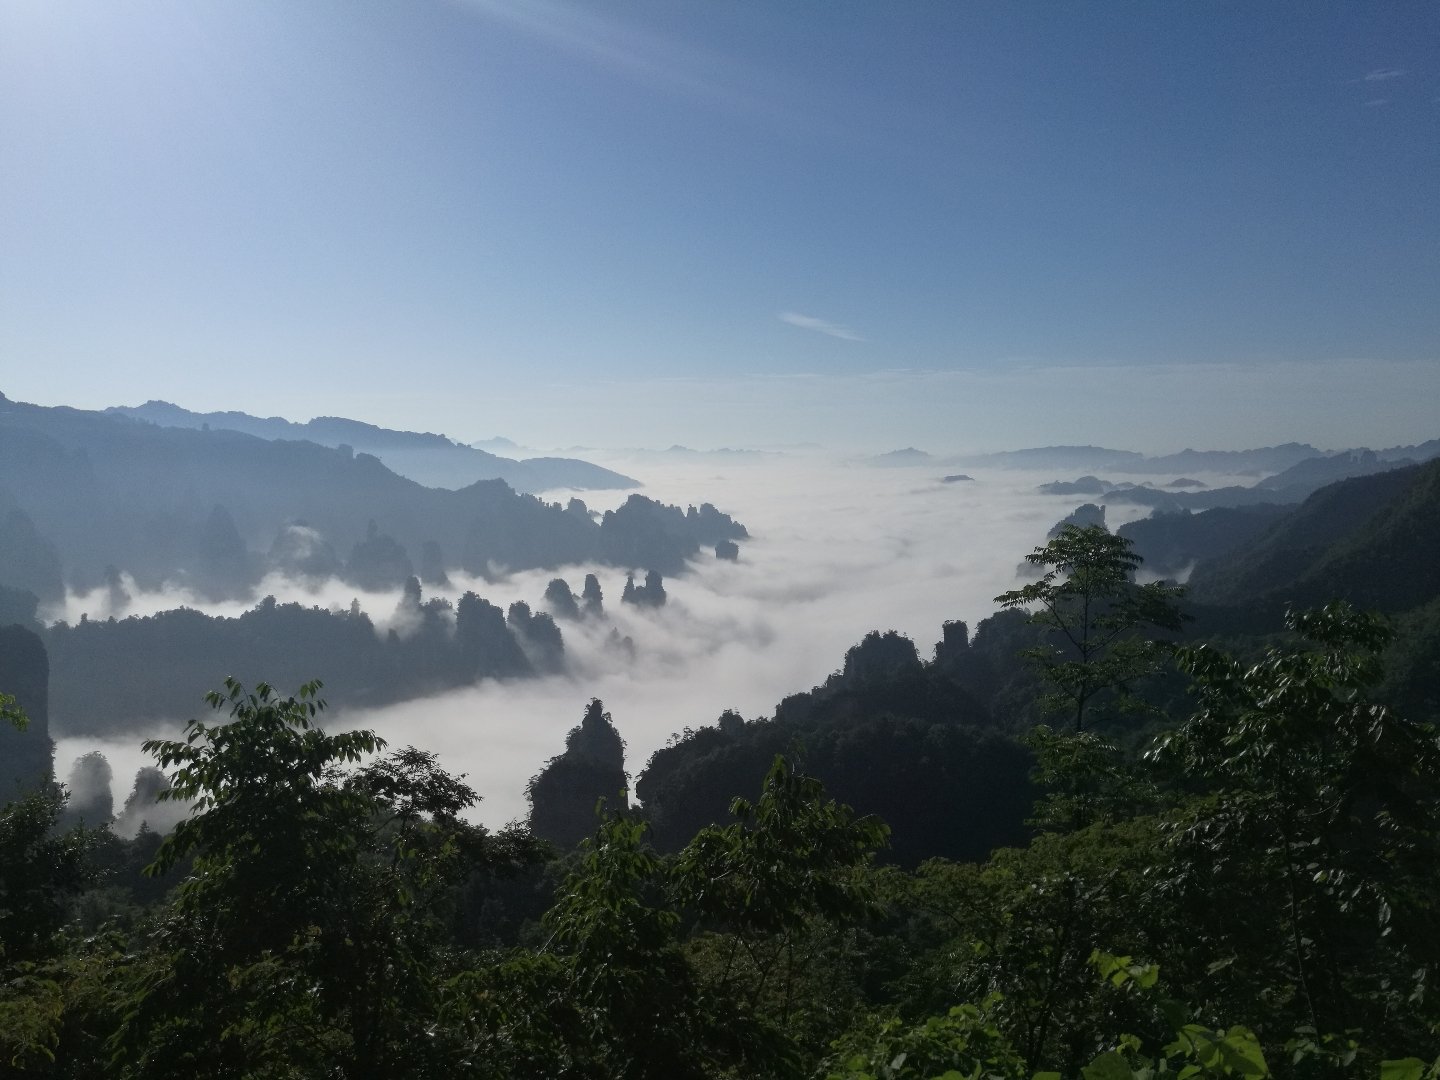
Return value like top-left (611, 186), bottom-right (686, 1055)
top-left (0, 624), bottom-right (50, 802)
top-left (1186, 458), bottom-right (1440, 613)
top-left (1117, 504), bottom-right (1292, 578)
top-left (635, 626), bottom-right (1035, 866)
top-left (42, 586), bottom-right (552, 732)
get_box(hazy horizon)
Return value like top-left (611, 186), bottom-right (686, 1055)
top-left (7, 375), bottom-right (1438, 461)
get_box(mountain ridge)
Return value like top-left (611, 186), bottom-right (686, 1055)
top-left (106, 400), bottom-right (638, 493)
top-left (0, 395), bottom-right (744, 597)
top-left (1186, 458), bottom-right (1440, 614)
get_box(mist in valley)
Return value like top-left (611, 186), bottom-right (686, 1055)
top-left (46, 448), bottom-right (1177, 828)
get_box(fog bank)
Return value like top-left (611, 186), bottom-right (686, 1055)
top-left (50, 451), bottom-right (1174, 828)
top-left (340, 453), bottom-right (1160, 826)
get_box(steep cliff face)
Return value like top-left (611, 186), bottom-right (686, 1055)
top-left (0, 625), bottom-right (52, 801)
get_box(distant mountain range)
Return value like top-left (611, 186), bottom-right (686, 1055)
top-left (864, 439), bottom-right (1440, 529)
top-left (0, 394), bottom-right (745, 600)
top-left (1029, 449), bottom-right (1427, 517)
top-left (554, 445), bottom-right (791, 463)
top-left (867, 447), bottom-right (934, 467)
top-left (106, 400), bottom-right (638, 493)
top-left (865, 439), bottom-right (1440, 479)
top-left (958, 443), bottom-right (1332, 474)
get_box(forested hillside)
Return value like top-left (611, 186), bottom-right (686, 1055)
top-left (43, 586), bottom-right (560, 732)
top-left (1187, 458), bottom-right (1440, 613)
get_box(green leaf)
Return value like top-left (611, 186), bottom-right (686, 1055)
top-left (1380, 1060), bottom-right (1429, 1080)
top-left (1083, 1050), bottom-right (1139, 1080)
top-left (1211, 1027), bottom-right (1269, 1077)
top-left (1158, 998), bottom-right (1191, 1033)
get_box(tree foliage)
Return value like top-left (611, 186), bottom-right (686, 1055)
top-left (1148, 603), bottom-right (1440, 1051)
top-left (110, 678), bottom-right (521, 1077)
top-left (995, 524), bottom-right (1187, 732)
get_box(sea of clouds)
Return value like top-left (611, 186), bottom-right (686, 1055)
top-left (51, 449), bottom-right (1200, 830)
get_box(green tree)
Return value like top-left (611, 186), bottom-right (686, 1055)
top-left (675, 756), bottom-right (888, 938)
top-left (0, 789), bottom-right (93, 969)
top-left (995, 524), bottom-right (1186, 733)
top-left (0, 787), bottom-right (97, 1072)
top-left (891, 818), bottom-right (1170, 1075)
top-left (1, 689), bottom-right (26, 731)
top-left (674, 755), bottom-right (890, 1063)
top-left (821, 956), bottom-right (1282, 1080)
top-left (447, 808), bottom-right (727, 1080)
top-left (1148, 603), bottom-right (1440, 1057)
top-left (447, 756), bottom-right (890, 1079)
top-left (0, 699), bottom-right (100, 1073)
top-left (113, 678), bottom-right (500, 1078)
top-left (820, 996), bottom-right (1029, 1080)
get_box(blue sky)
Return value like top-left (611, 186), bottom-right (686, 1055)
top-left (2, 1), bottom-right (1437, 452)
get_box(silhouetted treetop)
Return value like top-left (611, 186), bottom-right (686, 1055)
top-left (841, 630), bottom-right (923, 685)
top-left (527, 698), bottom-right (629, 848)
top-left (544, 578), bottom-right (581, 620)
top-left (581, 573), bottom-right (604, 617)
top-left (346, 521), bottom-right (415, 591)
top-left (565, 698), bottom-right (626, 772)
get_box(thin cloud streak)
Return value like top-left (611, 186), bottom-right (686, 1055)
top-left (779, 311), bottom-right (866, 342)
top-left (1363, 69), bottom-right (1407, 81)
top-left (457, 0), bottom-right (832, 137)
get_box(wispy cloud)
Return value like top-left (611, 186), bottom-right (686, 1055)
top-left (779, 311), bottom-right (865, 342)
top-left (1363, 68), bottom-right (1407, 82)
top-left (459, 0), bottom-right (826, 135)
